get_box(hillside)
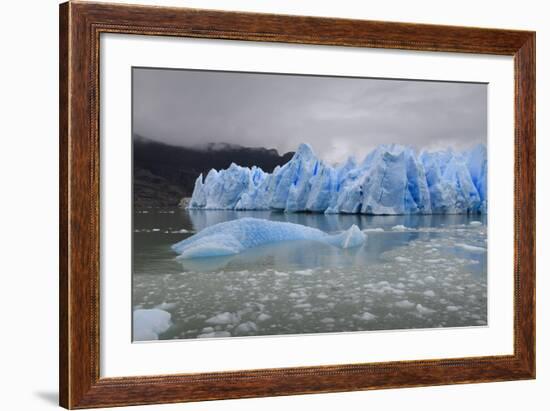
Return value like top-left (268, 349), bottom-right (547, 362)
top-left (133, 137), bottom-right (294, 207)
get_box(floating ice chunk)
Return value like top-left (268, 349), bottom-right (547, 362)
top-left (133, 309), bottom-right (172, 341)
top-left (423, 290), bottom-right (436, 298)
top-left (321, 317), bottom-right (335, 324)
top-left (354, 312), bottom-right (377, 321)
top-left (469, 221), bottom-right (482, 226)
top-left (446, 306), bottom-right (460, 312)
top-left (172, 218), bottom-right (366, 259)
top-left (197, 331), bottom-right (232, 338)
top-left (391, 225), bottom-right (408, 231)
top-left (201, 326), bottom-right (214, 333)
top-left (456, 243), bottom-right (486, 253)
top-left (294, 269), bottom-right (313, 276)
top-left (257, 313), bottom-right (271, 322)
top-left (233, 321), bottom-right (258, 336)
top-left (395, 256), bottom-right (411, 262)
top-left (424, 258), bottom-right (446, 263)
top-left (394, 300), bottom-right (415, 309)
top-left (416, 304), bottom-right (436, 314)
top-left (205, 312), bottom-right (240, 325)
top-left (362, 227), bottom-right (385, 232)
top-left (155, 302), bottom-right (177, 311)
top-left (331, 225), bottom-right (367, 248)
top-left (425, 276), bottom-right (436, 283)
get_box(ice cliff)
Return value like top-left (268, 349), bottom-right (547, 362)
top-left (172, 217), bottom-right (366, 259)
top-left (189, 143), bottom-right (487, 215)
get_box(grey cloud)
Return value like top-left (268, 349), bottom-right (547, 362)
top-left (133, 67), bottom-right (486, 164)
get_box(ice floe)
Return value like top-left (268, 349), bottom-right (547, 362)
top-left (456, 243), bottom-right (486, 253)
top-left (394, 300), bottom-right (416, 309)
top-left (362, 228), bottom-right (385, 232)
top-left (354, 312), bottom-right (377, 321)
top-left (391, 225), bottom-right (409, 231)
top-left (133, 309), bottom-right (172, 341)
top-left (172, 217), bottom-right (366, 259)
top-left (205, 312), bottom-right (240, 325)
top-left (256, 313), bottom-right (271, 322)
top-left (416, 304), bottom-right (436, 315)
top-left (233, 321), bottom-right (258, 336)
top-left (197, 331), bottom-right (231, 338)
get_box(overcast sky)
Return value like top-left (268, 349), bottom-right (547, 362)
top-left (133, 67), bottom-right (487, 164)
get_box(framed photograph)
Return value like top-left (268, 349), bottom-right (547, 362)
top-left (59, 2), bottom-right (535, 409)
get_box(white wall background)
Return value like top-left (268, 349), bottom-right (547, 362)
top-left (0, 0), bottom-right (546, 410)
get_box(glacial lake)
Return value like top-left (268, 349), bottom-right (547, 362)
top-left (132, 208), bottom-right (487, 341)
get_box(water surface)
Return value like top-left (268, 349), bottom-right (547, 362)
top-left (133, 208), bottom-right (487, 340)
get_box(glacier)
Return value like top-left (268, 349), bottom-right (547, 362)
top-left (189, 143), bottom-right (487, 215)
top-left (172, 217), bottom-right (366, 259)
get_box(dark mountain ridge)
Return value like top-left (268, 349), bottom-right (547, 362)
top-left (133, 137), bottom-right (294, 207)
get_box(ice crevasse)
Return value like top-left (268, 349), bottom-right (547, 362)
top-left (172, 217), bottom-right (366, 259)
top-left (189, 143), bottom-right (487, 215)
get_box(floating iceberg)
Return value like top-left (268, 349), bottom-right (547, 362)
top-left (189, 143), bottom-right (487, 215)
top-left (133, 308), bottom-right (172, 341)
top-left (172, 217), bottom-right (366, 259)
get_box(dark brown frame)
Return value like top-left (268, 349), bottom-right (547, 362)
top-left (59, 1), bottom-right (536, 409)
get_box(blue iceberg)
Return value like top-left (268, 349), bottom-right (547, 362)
top-left (420, 147), bottom-right (484, 214)
top-left (463, 144), bottom-right (488, 213)
top-left (172, 217), bottom-right (366, 259)
top-left (188, 143), bottom-right (487, 215)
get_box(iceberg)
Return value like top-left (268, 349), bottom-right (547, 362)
top-left (188, 142), bottom-right (487, 215)
top-left (464, 144), bottom-right (488, 213)
top-left (270, 143), bottom-right (318, 211)
top-left (172, 217), bottom-right (366, 259)
top-left (133, 308), bottom-right (172, 341)
top-left (306, 163), bottom-right (338, 212)
top-left (421, 147), bottom-right (484, 213)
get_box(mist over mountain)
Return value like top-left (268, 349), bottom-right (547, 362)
top-left (133, 136), bottom-right (294, 207)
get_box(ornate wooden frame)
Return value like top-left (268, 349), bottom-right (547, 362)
top-left (59, 1), bottom-right (536, 408)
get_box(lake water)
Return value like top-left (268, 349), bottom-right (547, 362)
top-left (133, 208), bottom-right (487, 341)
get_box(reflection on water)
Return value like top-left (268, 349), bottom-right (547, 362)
top-left (133, 208), bottom-right (487, 341)
top-left (186, 209), bottom-right (483, 233)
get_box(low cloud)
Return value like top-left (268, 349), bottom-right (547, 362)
top-left (133, 68), bottom-right (487, 164)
